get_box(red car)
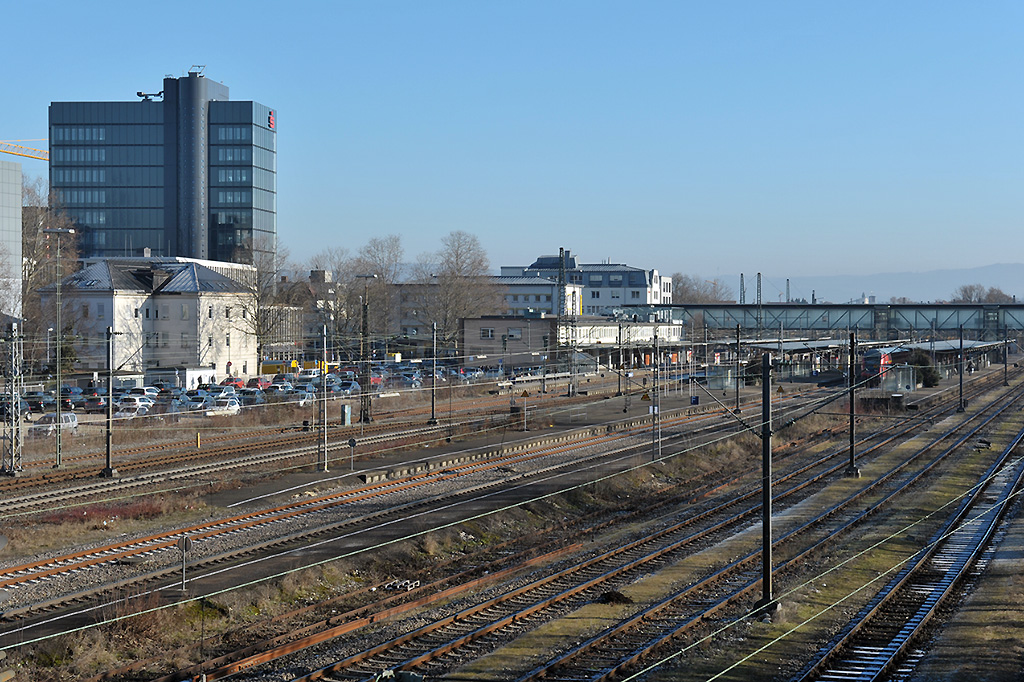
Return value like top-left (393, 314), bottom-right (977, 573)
top-left (221, 377), bottom-right (245, 389)
top-left (247, 377), bottom-right (271, 390)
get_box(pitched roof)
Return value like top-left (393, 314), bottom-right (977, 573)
top-left (60, 260), bottom-right (248, 295)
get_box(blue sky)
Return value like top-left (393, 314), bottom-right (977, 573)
top-left (6, 1), bottom-right (1023, 284)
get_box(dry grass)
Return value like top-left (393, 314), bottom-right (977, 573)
top-left (1, 494), bottom-right (210, 560)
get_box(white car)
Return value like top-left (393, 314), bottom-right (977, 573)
top-left (187, 395), bottom-right (216, 411)
top-left (114, 405), bottom-right (149, 419)
top-left (207, 397), bottom-right (241, 416)
top-left (117, 395), bottom-right (155, 410)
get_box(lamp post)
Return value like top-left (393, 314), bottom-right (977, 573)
top-left (356, 274), bottom-right (377, 424)
top-left (44, 227), bottom-right (74, 469)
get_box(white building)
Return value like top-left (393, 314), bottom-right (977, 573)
top-left (495, 275), bottom-right (584, 317)
top-left (502, 252), bottom-right (671, 316)
top-left (0, 160), bottom-right (22, 318)
top-left (45, 258), bottom-right (259, 382)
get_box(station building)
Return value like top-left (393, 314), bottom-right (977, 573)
top-left (501, 251), bottom-right (671, 315)
top-left (48, 68), bottom-right (277, 265)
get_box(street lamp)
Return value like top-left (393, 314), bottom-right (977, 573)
top-left (44, 227), bottom-right (74, 469)
top-left (356, 274), bottom-right (378, 424)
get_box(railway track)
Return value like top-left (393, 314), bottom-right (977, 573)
top-left (792, 426), bottom-right (1024, 682)
top-left (169, 372), bottom-right (1023, 680)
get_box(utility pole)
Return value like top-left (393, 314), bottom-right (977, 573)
top-left (356, 274), bottom-right (377, 424)
top-left (1004, 325), bottom-right (1009, 387)
top-left (45, 227), bottom-right (74, 469)
top-left (651, 329), bottom-right (660, 461)
top-left (756, 352), bottom-right (774, 612)
top-left (616, 321), bottom-right (623, 396)
top-left (101, 327), bottom-right (118, 478)
top-left (320, 324), bottom-right (329, 472)
top-left (2, 323), bottom-right (23, 476)
top-left (845, 332), bottom-right (860, 477)
top-left (428, 322), bottom-right (438, 425)
top-left (735, 324), bottom-right (741, 412)
top-left (957, 325), bottom-right (965, 412)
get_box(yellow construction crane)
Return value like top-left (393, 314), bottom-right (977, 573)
top-left (0, 139), bottom-right (48, 161)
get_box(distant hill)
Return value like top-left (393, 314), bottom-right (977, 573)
top-left (757, 264), bottom-right (1024, 305)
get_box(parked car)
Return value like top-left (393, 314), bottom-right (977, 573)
top-left (117, 395), bottom-right (155, 410)
top-left (247, 377), bottom-right (272, 390)
top-left (220, 377), bottom-right (245, 389)
top-left (237, 388), bottom-right (266, 406)
top-left (29, 412), bottom-right (78, 436)
top-left (187, 395), bottom-right (216, 411)
top-left (264, 383), bottom-right (292, 398)
top-left (0, 397), bottom-right (31, 419)
top-left (287, 390), bottom-right (315, 407)
top-left (206, 385), bottom-right (237, 397)
top-left (84, 395), bottom-right (109, 413)
top-left (22, 392), bottom-right (55, 415)
top-left (208, 397), bottom-right (241, 415)
top-left (334, 380), bottom-right (360, 395)
top-left (114, 405), bottom-right (149, 419)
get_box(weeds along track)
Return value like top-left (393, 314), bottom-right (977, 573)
top-left (792, 426), bottom-right (1024, 682)
top-left (173, 377), bottom-right (1024, 680)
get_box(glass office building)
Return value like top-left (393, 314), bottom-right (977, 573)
top-left (49, 70), bottom-right (276, 264)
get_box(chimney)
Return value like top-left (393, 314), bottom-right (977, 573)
top-left (151, 265), bottom-right (171, 290)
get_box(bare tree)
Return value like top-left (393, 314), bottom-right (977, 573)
top-left (232, 239), bottom-right (304, 365)
top-left (951, 283), bottom-right (1013, 303)
top-left (351, 235), bottom-right (404, 342)
top-left (671, 274), bottom-right (734, 303)
top-left (308, 246), bottom-right (362, 358)
top-left (409, 231), bottom-right (502, 348)
top-left (22, 179), bottom-right (80, 370)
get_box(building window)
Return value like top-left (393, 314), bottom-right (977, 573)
top-left (134, 308), bottom-right (139, 318)
top-left (226, 307), bottom-right (231, 319)
top-left (181, 333), bottom-right (189, 348)
top-left (82, 304), bottom-right (89, 318)
top-left (611, 291), bottom-right (621, 299)
top-left (480, 328), bottom-right (495, 339)
top-left (507, 327), bottom-right (522, 340)
top-left (208, 306), bottom-right (213, 319)
top-left (145, 308), bottom-right (150, 319)
top-left (631, 291), bottom-right (641, 299)
top-left (226, 333), bottom-right (231, 347)
top-left (591, 291), bottom-right (600, 298)
top-left (97, 303), bottom-right (105, 319)
top-left (181, 304), bottom-right (189, 320)
top-left (208, 336), bottom-right (213, 347)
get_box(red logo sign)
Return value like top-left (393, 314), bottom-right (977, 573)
top-left (268, 111), bottom-right (275, 129)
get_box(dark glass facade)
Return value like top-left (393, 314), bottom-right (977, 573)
top-left (49, 72), bottom-right (275, 265)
